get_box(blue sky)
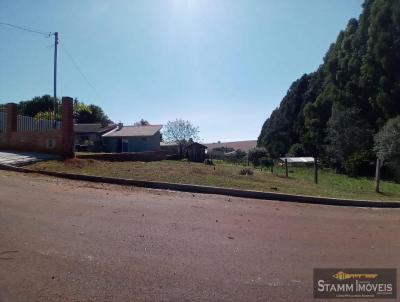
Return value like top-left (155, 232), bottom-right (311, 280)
top-left (0, 0), bottom-right (363, 142)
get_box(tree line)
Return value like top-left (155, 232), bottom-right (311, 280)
top-left (9, 95), bottom-right (111, 124)
top-left (258, 0), bottom-right (400, 181)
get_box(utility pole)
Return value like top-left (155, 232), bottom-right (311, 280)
top-left (53, 32), bottom-right (58, 119)
top-left (285, 158), bottom-right (288, 178)
top-left (314, 157), bottom-right (318, 184)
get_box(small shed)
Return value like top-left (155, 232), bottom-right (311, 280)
top-left (279, 157), bottom-right (315, 164)
top-left (186, 142), bottom-right (207, 162)
top-left (279, 157), bottom-right (318, 183)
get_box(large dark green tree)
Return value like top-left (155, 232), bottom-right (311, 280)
top-left (17, 95), bottom-right (56, 116)
top-left (258, 0), bottom-right (400, 177)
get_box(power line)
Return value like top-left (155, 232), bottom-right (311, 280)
top-left (0, 22), bottom-right (51, 37)
top-left (1, 22), bottom-right (103, 101)
top-left (60, 43), bottom-right (103, 100)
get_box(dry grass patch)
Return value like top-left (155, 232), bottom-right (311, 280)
top-left (28, 159), bottom-right (400, 201)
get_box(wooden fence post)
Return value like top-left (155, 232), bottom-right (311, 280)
top-left (375, 158), bottom-right (381, 193)
top-left (285, 158), bottom-right (288, 178)
top-left (314, 157), bottom-right (318, 184)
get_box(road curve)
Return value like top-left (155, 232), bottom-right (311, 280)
top-left (0, 170), bottom-right (399, 301)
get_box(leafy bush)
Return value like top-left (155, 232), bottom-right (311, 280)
top-left (208, 150), bottom-right (225, 160)
top-left (225, 149), bottom-right (247, 164)
top-left (204, 159), bottom-right (214, 165)
top-left (239, 168), bottom-right (253, 175)
top-left (344, 152), bottom-right (375, 177)
top-left (374, 116), bottom-right (400, 182)
top-left (287, 143), bottom-right (305, 157)
top-left (209, 149), bottom-right (247, 164)
top-left (259, 156), bottom-right (273, 168)
top-left (248, 147), bottom-right (270, 166)
top-left (326, 104), bottom-right (373, 173)
top-left (374, 116), bottom-right (400, 163)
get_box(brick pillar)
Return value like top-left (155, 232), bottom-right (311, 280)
top-left (61, 97), bottom-right (75, 158)
top-left (6, 103), bottom-right (17, 133)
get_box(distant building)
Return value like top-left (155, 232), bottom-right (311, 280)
top-left (102, 124), bottom-right (162, 153)
top-left (74, 123), bottom-right (117, 152)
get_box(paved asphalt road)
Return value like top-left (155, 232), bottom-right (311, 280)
top-left (0, 170), bottom-right (399, 302)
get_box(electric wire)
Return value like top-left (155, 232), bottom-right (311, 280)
top-left (1, 21), bottom-right (104, 101)
top-left (0, 22), bottom-right (51, 37)
top-left (60, 43), bottom-right (104, 101)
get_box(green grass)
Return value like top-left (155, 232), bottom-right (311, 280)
top-left (27, 159), bottom-right (400, 201)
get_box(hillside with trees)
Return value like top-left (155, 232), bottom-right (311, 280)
top-left (258, 0), bottom-right (400, 179)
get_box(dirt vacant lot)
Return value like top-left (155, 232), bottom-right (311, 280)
top-left (29, 159), bottom-right (400, 201)
top-left (0, 170), bottom-right (399, 301)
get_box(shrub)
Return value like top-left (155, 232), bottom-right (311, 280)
top-left (374, 116), bottom-right (400, 182)
top-left (248, 147), bottom-right (270, 166)
top-left (344, 152), bottom-right (374, 177)
top-left (204, 159), bottom-right (214, 165)
top-left (259, 156), bottom-right (273, 167)
top-left (225, 149), bottom-right (247, 164)
top-left (239, 167), bottom-right (253, 175)
top-left (287, 143), bottom-right (305, 157)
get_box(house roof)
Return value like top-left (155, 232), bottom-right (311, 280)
top-left (74, 123), bottom-right (117, 134)
top-left (103, 125), bottom-right (162, 138)
top-left (205, 140), bottom-right (257, 152)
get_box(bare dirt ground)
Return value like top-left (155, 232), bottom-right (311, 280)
top-left (0, 170), bottom-right (399, 302)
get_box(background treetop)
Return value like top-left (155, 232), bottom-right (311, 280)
top-left (162, 118), bottom-right (200, 144)
top-left (7, 95), bottom-right (112, 125)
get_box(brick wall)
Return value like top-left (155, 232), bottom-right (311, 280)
top-left (0, 97), bottom-right (74, 158)
top-left (0, 130), bottom-right (63, 154)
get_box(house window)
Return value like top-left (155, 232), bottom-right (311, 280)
top-left (122, 139), bottom-right (129, 152)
